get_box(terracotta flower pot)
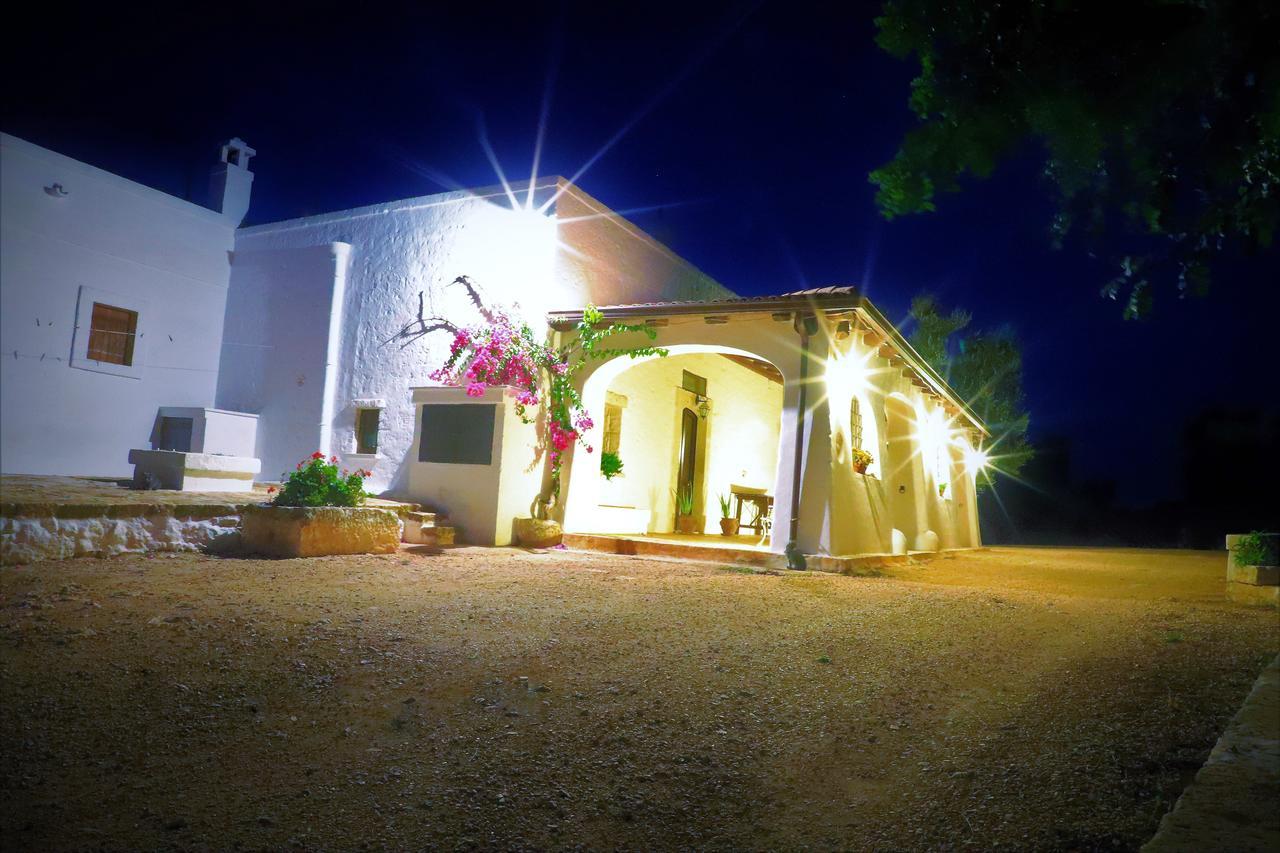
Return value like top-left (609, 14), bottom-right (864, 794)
top-left (675, 514), bottom-right (703, 535)
top-left (513, 517), bottom-right (563, 549)
top-left (854, 462), bottom-right (869, 475)
top-left (719, 518), bottom-right (740, 536)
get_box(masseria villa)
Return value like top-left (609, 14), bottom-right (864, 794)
top-left (0, 132), bottom-right (988, 562)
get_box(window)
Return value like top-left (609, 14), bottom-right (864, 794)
top-left (419, 404), bottom-right (496, 465)
top-left (86, 303), bottom-right (138, 366)
top-left (681, 370), bottom-right (707, 397)
top-left (849, 397), bottom-right (864, 451)
top-left (602, 393), bottom-right (625, 456)
top-left (356, 408), bottom-right (381, 454)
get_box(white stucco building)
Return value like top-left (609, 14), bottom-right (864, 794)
top-left (0, 134), bottom-right (986, 560)
top-left (0, 133), bottom-right (254, 477)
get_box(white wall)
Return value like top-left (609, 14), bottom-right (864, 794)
top-left (407, 385), bottom-right (539, 546)
top-left (215, 243), bottom-right (350, 480)
top-left (222, 178), bottom-right (733, 495)
top-left (0, 134), bottom-right (239, 476)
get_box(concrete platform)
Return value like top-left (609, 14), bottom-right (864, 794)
top-left (562, 531), bottom-right (912, 574)
top-left (1143, 655), bottom-right (1280, 852)
top-left (0, 475), bottom-right (417, 564)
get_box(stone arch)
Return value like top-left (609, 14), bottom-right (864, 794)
top-left (562, 343), bottom-right (789, 539)
top-left (883, 392), bottom-right (930, 552)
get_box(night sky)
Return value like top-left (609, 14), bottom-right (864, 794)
top-left (5, 1), bottom-right (1276, 508)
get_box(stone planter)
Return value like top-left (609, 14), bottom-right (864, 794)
top-left (513, 517), bottom-right (563, 549)
top-left (675, 514), bottom-right (704, 535)
top-left (1226, 533), bottom-right (1280, 607)
top-left (719, 517), bottom-right (740, 536)
top-left (241, 504), bottom-right (401, 558)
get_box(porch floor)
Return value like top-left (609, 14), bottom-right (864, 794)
top-left (562, 531), bottom-right (783, 569)
top-left (562, 531), bottom-right (914, 574)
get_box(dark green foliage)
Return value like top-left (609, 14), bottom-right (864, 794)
top-left (1232, 531), bottom-right (1279, 567)
top-left (871, 1), bottom-right (1279, 317)
top-left (600, 450), bottom-right (624, 480)
top-left (910, 296), bottom-right (1032, 489)
top-left (273, 454), bottom-right (369, 507)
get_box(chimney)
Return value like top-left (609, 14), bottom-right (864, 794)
top-left (209, 138), bottom-right (255, 224)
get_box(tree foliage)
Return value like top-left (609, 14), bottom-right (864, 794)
top-left (910, 295), bottom-right (1031, 488)
top-left (872, 1), bottom-right (1280, 317)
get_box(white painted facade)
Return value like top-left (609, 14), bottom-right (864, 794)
top-left (0, 135), bottom-right (984, 558)
top-left (0, 133), bottom-right (251, 477)
top-left (219, 179), bottom-right (730, 493)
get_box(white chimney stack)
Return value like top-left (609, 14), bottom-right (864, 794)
top-left (209, 137), bottom-right (255, 224)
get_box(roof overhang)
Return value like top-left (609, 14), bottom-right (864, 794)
top-left (548, 287), bottom-right (990, 438)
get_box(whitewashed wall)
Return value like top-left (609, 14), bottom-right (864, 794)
top-left (0, 134), bottom-right (238, 476)
top-left (222, 178), bottom-right (733, 496)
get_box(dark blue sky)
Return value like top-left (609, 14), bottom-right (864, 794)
top-left (5, 1), bottom-right (1276, 506)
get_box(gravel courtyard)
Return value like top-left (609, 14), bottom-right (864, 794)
top-left (2, 546), bottom-right (1276, 851)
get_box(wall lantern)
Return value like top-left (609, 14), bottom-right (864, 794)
top-left (696, 395), bottom-right (711, 419)
top-left (835, 320), bottom-right (853, 340)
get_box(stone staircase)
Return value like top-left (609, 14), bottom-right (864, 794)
top-left (401, 510), bottom-right (457, 548)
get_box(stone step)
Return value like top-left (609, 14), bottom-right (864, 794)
top-left (402, 513), bottom-right (456, 547)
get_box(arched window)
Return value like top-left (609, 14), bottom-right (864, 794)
top-left (850, 396), bottom-right (864, 451)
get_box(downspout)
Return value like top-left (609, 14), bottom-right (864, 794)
top-left (785, 313), bottom-right (812, 570)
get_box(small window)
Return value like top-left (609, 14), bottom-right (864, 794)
top-left (681, 370), bottom-right (707, 396)
top-left (602, 402), bottom-right (623, 455)
top-left (86, 303), bottom-right (138, 365)
top-left (419, 404), bottom-right (496, 465)
top-left (850, 397), bottom-right (864, 452)
top-left (356, 408), bottom-right (381, 455)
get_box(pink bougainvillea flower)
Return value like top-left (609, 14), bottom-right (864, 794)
top-left (311, 451), bottom-right (325, 460)
top-left (466, 382), bottom-right (486, 398)
top-left (330, 455), bottom-right (338, 463)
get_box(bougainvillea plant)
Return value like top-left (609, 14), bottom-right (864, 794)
top-left (429, 302), bottom-right (665, 493)
top-left (270, 452), bottom-right (371, 507)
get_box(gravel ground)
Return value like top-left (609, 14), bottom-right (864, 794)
top-left (1, 545), bottom-right (1276, 851)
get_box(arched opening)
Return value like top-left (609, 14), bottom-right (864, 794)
top-left (563, 344), bottom-right (786, 545)
top-left (883, 393), bottom-right (924, 550)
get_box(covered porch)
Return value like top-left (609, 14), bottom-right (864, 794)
top-left (551, 288), bottom-right (990, 563)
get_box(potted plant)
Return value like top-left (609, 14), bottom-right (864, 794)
top-left (241, 453), bottom-right (401, 557)
top-left (938, 482), bottom-right (948, 498)
top-left (1226, 531), bottom-right (1279, 606)
top-left (851, 448), bottom-right (874, 475)
top-left (674, 483), bottom-right (702, 534)
top-left (718, 494), bottom-right (739, 536)
top-left (600, 450), bottom-right (624, 480)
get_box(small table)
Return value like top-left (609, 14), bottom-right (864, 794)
top-left (731, 485), bottom-right (773, 533)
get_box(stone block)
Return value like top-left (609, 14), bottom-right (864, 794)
top-left (241, 505), bottom-right (401, 557)
top-left (513, 517), bottom-right (563, 549)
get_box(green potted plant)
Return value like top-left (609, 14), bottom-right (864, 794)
top-left (851, 448), bottom-right (874, 475)
top-left (600, 450), bottom-right (624, 480)
top-left (242, 453), bottom-right (401, 557)
top-left (1226, 531), bottom-right (1279, 606)
top-left (674, 483), bottom-right (701, 534)
top-left (718, 494), bottom-right (739, 536)
top-left (938, 482), bottom-right (948, 498)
